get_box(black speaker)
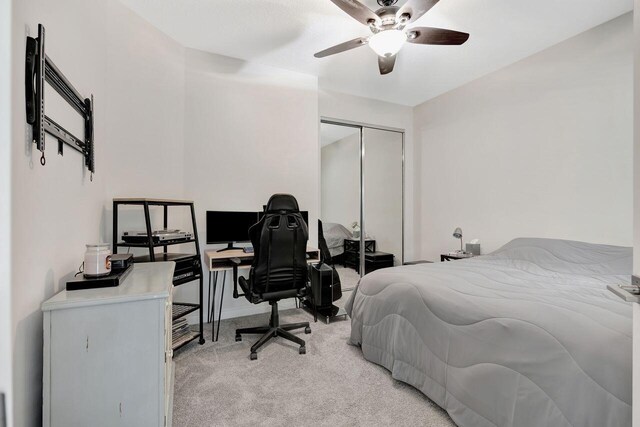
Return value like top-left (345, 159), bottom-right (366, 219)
top-left (310, 263), bottom-right (335, 308)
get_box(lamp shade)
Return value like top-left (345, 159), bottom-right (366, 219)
top-left (369, 29), bottom-right (406, 57)
top-left (453, 227), bottom-right (463, 239)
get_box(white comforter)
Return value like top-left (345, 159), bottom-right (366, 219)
top-left (346, 238), bottom-right (632, 427)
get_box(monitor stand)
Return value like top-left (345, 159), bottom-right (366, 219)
top-left (217, 242), bottom-right (243, 252)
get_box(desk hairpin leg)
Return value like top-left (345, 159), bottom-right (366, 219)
top-left (209, 270), bottom-right (225, 342)
top-left (213, 271), bottom-right (218, 323)
top-left (207, 272), bottom-right (212, 323)
top-left (215, 271), bottom-right (226, 342)
top-left (209, 272), bottom-right (218, 335)
top-left (208, 271), bottom-right (218, 324)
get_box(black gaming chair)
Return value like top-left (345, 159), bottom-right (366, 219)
top-left (230, 194), bottom-right (311, 360)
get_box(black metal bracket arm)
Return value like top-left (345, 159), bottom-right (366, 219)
top-left (230, 258), bottom-right (244, 299)
top-left (25, 24), bottom-right (95, 178)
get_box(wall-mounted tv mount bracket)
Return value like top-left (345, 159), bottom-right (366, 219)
top-left (25, 24), bottom-right (95, 179)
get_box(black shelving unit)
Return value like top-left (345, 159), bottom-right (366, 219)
top-left (112, 198), bottom-right (205, 351)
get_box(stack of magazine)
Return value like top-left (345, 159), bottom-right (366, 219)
top-left (172, 318), bottom-right (193, 348)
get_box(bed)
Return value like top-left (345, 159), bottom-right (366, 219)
top-left (346, 238), bottom-right (632, 427)
top-left (322, 222), bottom-right (353, 258)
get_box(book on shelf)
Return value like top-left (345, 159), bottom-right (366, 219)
top-left (172, 318), bottom-right (188, 329)
top-left (172, 331), bottom-right (196, 348)
top-left (172, 318), bottom-right (192, 345)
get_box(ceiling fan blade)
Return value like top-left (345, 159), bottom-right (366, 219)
top-left (396, 0), bottom-right (440, 24)
top-left (407, 27), bottom-right (469, 45)
top-left (378, 54), bottom-right (396, 75)
top-left (314, 37), bottom-right (368, 58)
top-left (329, 0), bottom-right (380, 26)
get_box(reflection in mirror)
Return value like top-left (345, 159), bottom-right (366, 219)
top-left (320, 123), bottom-right (361, 282)
top-left (320, 121), bottom-right (405, 286)
top-left (363, 127), bottom-right (403, 266)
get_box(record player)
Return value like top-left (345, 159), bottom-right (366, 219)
top-left (122, 229), bottom-right (193, 244)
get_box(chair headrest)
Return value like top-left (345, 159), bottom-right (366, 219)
top-left (265, 194), bottom-right (300, 213)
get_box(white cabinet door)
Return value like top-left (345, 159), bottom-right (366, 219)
top-left (49, 299), bottom-right (164, 427)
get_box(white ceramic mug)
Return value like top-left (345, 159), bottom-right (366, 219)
top-left (84, 244), bottom-right (112, 277)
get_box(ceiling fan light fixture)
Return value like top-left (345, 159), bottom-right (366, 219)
top-left (368, 29), bottom-right (406, 57)
top-left (315, 0), bottom-right (470, 74)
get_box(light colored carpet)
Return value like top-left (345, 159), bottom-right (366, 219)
top-left (173, 267), bottom-right (456, 427)
top-left (334, 266), bottom-right (360, 291)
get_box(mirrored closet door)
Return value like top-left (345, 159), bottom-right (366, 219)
top-left (320, 120), bottom-right (404, 285)
top-left (363, 127), bottom-right (403, 267)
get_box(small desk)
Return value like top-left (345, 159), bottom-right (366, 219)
top-left (205, 247), bottom-right (320, 341)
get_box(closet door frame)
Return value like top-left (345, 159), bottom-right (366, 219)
top-left (320, 117), bottom-right (405, 276)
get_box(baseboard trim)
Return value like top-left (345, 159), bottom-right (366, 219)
top-left (185, 300), bottom-right (298, 325)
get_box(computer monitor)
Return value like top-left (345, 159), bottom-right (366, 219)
top-left (206, 211), bottom-right (259, 250)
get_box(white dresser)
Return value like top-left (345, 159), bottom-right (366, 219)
top-left (42, 262), bottom-right (175, 427)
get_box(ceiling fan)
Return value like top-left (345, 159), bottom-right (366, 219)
top-left (314, 0), bottom-right (469, 75)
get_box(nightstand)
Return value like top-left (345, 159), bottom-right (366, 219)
top-left (344, 238), bottom-right (375, 270)
top-left (356, 251), bottom-right (394, 275)
top-left (441, 253), bottom-right (474, 262)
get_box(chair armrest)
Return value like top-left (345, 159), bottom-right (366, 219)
top-left (230, 258), bottom-right (243, 299)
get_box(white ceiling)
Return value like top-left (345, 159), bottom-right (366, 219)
top-left (120, 0), bottom-right (632, 106)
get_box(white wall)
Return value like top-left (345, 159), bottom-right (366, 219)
top-left (318, 90), bottom-right (416, 260)
top-left (1, 0), bottom-right (13, 424)
top-left (104, 3), bottom-right (185, 204)
top-left (179, 49), bottom-right (319, 320)
top-left (321, 134), bottom-right (361, 228)
top-left (10, 1), bottom-right (186, 425)
top-left (414, 13), bottom-right (633, 262)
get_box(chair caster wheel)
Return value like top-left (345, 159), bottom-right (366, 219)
top-left (250, 352), bottom-right (257, 360)
top-left (299, 346), bottom-right (306, 355)
top-left (304, 327), bottom-right (311, 334)
top-left (235, 335), bottom-right (242, 342)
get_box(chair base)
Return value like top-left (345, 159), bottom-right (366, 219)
top-left (235, 301), bottom-right (311, 360)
